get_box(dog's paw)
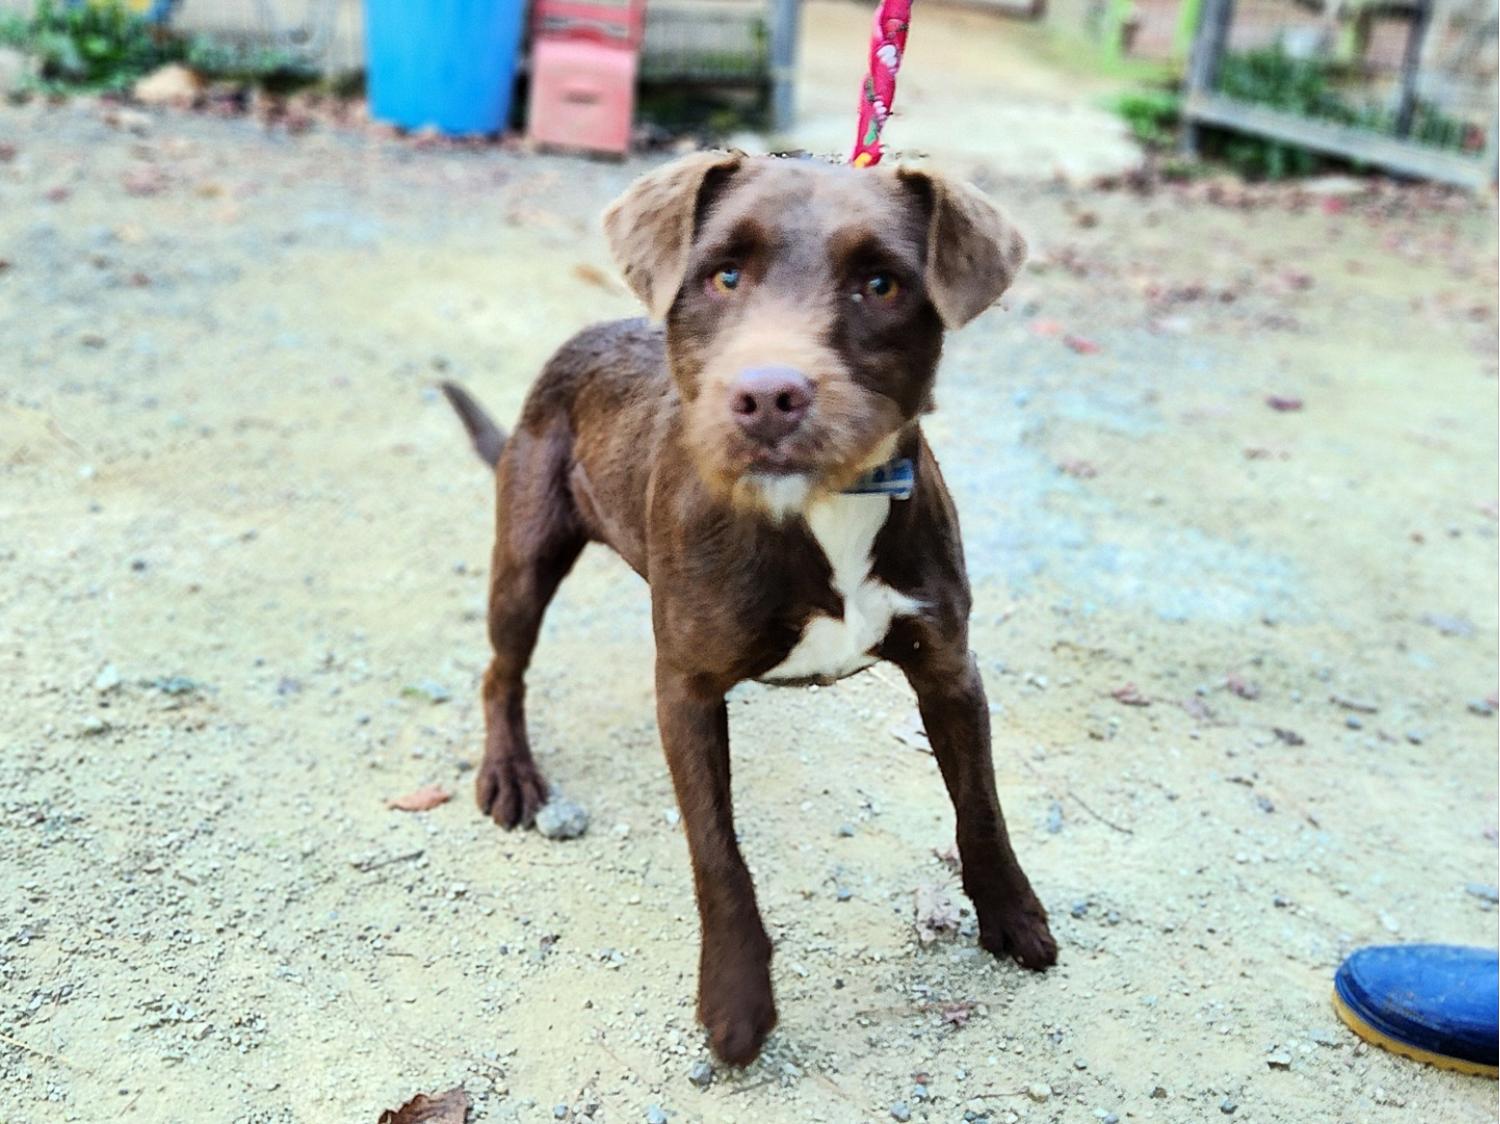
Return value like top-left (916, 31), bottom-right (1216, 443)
top-left (474, 753), bottom-right (549, 830)
top-left (702, 992), bottom-right (777, 1067)
top-left (979, 896), bottom-right (1058, 972)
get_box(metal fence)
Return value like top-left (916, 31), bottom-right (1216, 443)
top-left (1183, 0), bottom-right (1498, 187)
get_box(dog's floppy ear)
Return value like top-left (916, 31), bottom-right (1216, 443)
top-left (603, 151), bottom-right (743, 320)
top-left (899, 169), bottom-right (1027, 330)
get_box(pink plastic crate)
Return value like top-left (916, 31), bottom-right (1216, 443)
top-left (527, 39), bottom-right (637, 157)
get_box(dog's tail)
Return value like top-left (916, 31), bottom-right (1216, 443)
top-left (440, 382), bottom-right (506, 469)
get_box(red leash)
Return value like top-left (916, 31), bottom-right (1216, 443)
top-left (850, 0), bottom-right (914, 167)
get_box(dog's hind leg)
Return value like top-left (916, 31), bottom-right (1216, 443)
top-left (477, 422), bottom-right (587, 829)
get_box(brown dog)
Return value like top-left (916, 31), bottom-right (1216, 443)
top-left (443, 152), bottom-right (1056, 1065)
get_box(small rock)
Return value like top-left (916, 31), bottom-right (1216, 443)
top-left (1026, 1083), bottom-right (1051, 1103)
top-left (553, 1106), bottom-right (568, 1119)
top-left (1421, 612), bottom-right (1474, 637)
top-left (1467, 698), bottom-right (1496, 717)
top-left (1378, 910), bottom-right (1400, 934)
top-left (535, 796), bottom-right (590, 840)
top-left (890, 1102), bottom-right (911, 1122)
top-left (94, 664), bottom-right (122, 693)
top-left (1464, 882), bottom-right (1499, 904)
top-left (1220, 1097), bottom-right (1237, 1114)
top-left (837, 823), bottom-right (856, 837)
top-left (645, 1106), bottom-right (668, 1124)
top-left (79, 715), bottom-right (110, 736)
top-left (1074, 1057), bottom-right (1088, 1070)
top-left (133, 63), bottom-right (203, 107)
top-left (1045, 802), bottom-right (1064, 834)
top-left (402, 680), bottom-right (451, 704)
top-left (1070, 900), bottom-right (1089, 918)
top-left (1266, 1049), bottom-right (1292, 1069)
top-left (687, 1060), bottom-right (713, 1088)
top-left (1344, 716), bottom-right (1362, 730)
top-left (1150, 1085), bottom-right (1169, 1099)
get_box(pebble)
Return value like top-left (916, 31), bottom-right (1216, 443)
top-left (1220, 1097), bottom-right (1237, 1114)
top-left (1344, 716), bottom-right (1362, 730)
top-left (94, 664), bottom-right (122, 692)
top-left (837, 823), bottom-right (856, 837)
top-left (1464, 882), bottom-right (1499, 904)
top-left (553, 1105), bottom-right (568, 1119)
top-left (1467, 698), bottom-right (1496, 717)
top-left (1378, 910), bottom-right (1400, 934)
top-left (1045, 802), bottom-right (1064, 833)
top-left (1266, 1049), bottom-right (1292, 1069)
top-left (687, 1060), bottom-right (713, 1088)
top-left (536, 796), bottom-right (590, 840)
top-left (645, 1106), bottom-right (668, 1124)
top-left (1074, 1057), bottom-right (1088, 1069)
top-left (79, 715), bottom-right (110, 736)
top-left (890, 1102), bottom-right (911, 1122)
top-left (1026, 1083), bottom-right (1051, 1103)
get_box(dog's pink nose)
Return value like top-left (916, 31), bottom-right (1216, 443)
top-left (730, 367), bottom-right (812, 446)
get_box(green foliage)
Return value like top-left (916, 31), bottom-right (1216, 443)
top-left (1211, 46), bottom-right (1335, 177)
top-left (18, 0), bottom-right (181, 92)
top-left (183, 36), bottom-right (317, 94)
top-left (3, 0), bottom-right (322, 95)
top-left (1207, 44), bottom-right (1479, 177)
top-left (1114, 87), bottom-right (1181, 148)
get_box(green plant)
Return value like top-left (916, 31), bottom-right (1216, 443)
top-left (19, 0), bottom-right (181, 92)
top-left (1210, 45), bottom-right (1339, 177)
top-left (1114, 87), bottom-right (1181, 148)
top-left (183, 36), bottom-right (317, 94)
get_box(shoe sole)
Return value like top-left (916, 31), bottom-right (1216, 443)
top-left (1332, 989), bottom-right (1498, 1079)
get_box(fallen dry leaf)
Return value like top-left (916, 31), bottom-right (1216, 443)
top-left (378, 1087), bottom-right (469, 1124)
top-left (386, 784), bottom-right (451, 813)
top-left (572, 263), bottom-right (622, 294)
top-left (1265, 395), bottom-right (1304, 412)
top-left (940, 999), bottom-right (977, 1027)
top-left (1111, 683), bottom-right (1150, 707)
top-left (914, 881), bottom-right (961, 944)
top-left (1225, 676), bottom-right (1260, 700)
top-left (1064, 334), bottom-right (1101, 354)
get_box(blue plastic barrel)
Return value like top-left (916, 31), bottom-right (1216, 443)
top-left (365, 0), bottom-right (527, 136)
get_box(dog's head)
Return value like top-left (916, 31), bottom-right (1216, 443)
top-left (604, 153), bottom-right (1026, 518)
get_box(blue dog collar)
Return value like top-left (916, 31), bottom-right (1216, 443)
top-left (842, 457), bottom-right (914, 499)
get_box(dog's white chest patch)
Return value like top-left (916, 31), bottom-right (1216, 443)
top-left (764, 493), bottom-right (922, 683)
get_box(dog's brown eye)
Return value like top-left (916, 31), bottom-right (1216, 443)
top-left (710, 266), bottom-right (742, 295)
top-left (862, 274), bottom-right (900, 302)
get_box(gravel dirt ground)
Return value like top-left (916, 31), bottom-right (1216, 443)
top-left (2, 42), bottom-right (1498, 1124)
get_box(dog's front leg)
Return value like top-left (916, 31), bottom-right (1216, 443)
top-left (904, 648), bottom-right (1057, 971)
top-left (655, 664), bottom-right (777, 1066)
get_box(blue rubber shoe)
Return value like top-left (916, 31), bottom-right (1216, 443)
top-left (1333, 945), bottom-right (1498, 1077)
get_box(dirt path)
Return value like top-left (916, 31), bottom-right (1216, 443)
top-left (1, 91), bottom-right (1496, 1124)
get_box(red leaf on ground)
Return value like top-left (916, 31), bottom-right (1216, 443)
top-left (1265, 395), bottom-right (1303, 412)
top-left (940, 999), bottom-right (977, 1026)
top-left (914, 882), bottom-right (961, 944)
top-left (1111, 683), bottom-right (1150, 707)
top-left (1064, 334), bottom-right (1101, 354)
top-left (386, 784), bottom-right (451, 813)
top-left (1225, 676), bottom-right (1261, 700)
top-left (378, 1087), bottom-right (469, 1124)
